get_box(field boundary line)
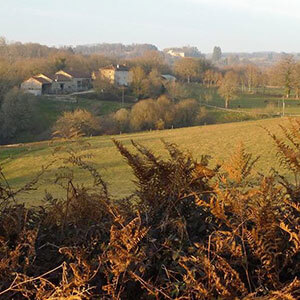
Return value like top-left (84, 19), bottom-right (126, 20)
top-left (202, 104), bottom-right (277, 116)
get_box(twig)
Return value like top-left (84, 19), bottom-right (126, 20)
top-left (130, 271), bottom-right (173, 300)
top-left (0, 263), bottom-right (64, 297)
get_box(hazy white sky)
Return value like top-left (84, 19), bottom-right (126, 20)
top-left (1, 0), bottom-right (300, 53)
top-left (189, 0), bottom-right (300, 18)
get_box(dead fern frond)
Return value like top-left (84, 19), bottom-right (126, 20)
top-left (222, 142), bottom-right (260, 186)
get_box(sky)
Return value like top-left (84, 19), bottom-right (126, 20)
top-left (1, 0), bottom-right (300, 53)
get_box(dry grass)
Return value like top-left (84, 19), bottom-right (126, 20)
top-left (0, 117), bottom-right (289, 205)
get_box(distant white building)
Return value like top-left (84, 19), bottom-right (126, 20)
top-left (167, 49), bottom-right (185, 58)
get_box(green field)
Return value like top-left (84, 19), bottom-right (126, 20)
top-left (12, 95), bottom-right (133, 143)
top-left (188, 84), bottom-right (300, 115)
top-left (0, 117), bottom-right (293, 206)
top-left (38, 96), bottom-right (132, 128)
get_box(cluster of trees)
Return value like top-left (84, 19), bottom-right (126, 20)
top-left (174, 57), bottom-right (213, 83)
top-left (268, 55), bottom-right (300, 98)
top-left (120, 96), bottom-right (200, 131)
top-left (53, 96), bottom-right (214, 139)
top-left (0, 40), bottom-right (116, 103)
top-left (214, 55), bottom-right (300, 107)
top-left (218, 56), bottom-right (300, 100)
top-left (129, 67), bottom-right (165, 99)
top-left (74, 43), bottom-right (158, 57)
top-left (0, 37), bottom-right (62, 59)
top-left (0, 89), bottom-right (41, 144)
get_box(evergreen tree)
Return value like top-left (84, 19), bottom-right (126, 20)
top-left (212, 46), bottom-right (222, 62)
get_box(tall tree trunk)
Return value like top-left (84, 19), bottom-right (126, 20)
top-left (286, 87), bottom-right (290, 98)
top-left (225, 98), bottom-right (229, 109)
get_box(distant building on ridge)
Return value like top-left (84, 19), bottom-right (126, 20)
top-left (167, 49), bottom-right (185, 58)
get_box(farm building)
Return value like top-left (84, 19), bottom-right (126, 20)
top-left (52, 70), bottom-right (92, 94)
top-left (21, 70), bottom-right (91, 95)
top-left (94, 64), bottom-right (131, 86)
top-left (21, 75), bottom-right (52, 96)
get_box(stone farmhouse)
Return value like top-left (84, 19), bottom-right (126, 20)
top-left (21, 75), bottom-right (52, 96)
top-left (21, 70), bottom-right (92, 96)
top-left (92, 64), bottom-right (132, 87)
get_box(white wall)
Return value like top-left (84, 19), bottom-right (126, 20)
top-left (115, 71), bottom-right (130, 86)
top-left (21, 79), bottom-right (42, 96)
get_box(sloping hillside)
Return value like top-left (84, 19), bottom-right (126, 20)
top-left (0, 117), bottom-right (291, 205)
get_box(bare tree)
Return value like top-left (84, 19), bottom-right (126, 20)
top-left (218, 71), bottom-right (239, 108)
top-left (271, 55), bottom-right (295, 98)
top-left (292, 63), bottom-right (300, 99)
top-left (245, 64), bottom-right (261, 93)
top-left (52, 109), bottom-right (100, 139)
top-left (174, 58), bottom-right (198, 83)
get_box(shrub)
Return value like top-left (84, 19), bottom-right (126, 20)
top-left (52, 108), bottom-right (101, 139)
top-left (130, 99), bottom-right (158, 130)
top-left (113, 108), bottom-right (130, 133)
top-left (0, 88), bottom-right (38, 142)
top-left (155, 118), bottom-right (165, 130)
top-left (174, 98), bottom-right (199, 127)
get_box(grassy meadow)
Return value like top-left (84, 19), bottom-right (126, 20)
top-left (0, 117), bottom-right (293, 206)
top-left (189, 84), bottom-right (300, 115)
top-left (13, 95), bottom-right (133, 143)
